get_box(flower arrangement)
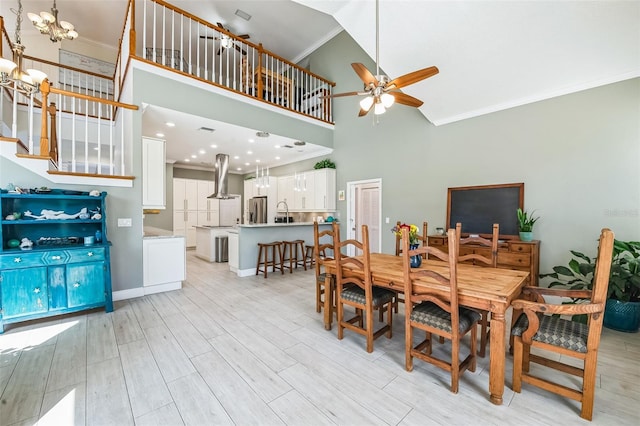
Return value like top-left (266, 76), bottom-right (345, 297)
top-left (392, 223), bottom-right (419, 244)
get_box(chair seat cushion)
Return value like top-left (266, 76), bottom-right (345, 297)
top-left (410, 302), bottom-right (481, 334)
top-left (341, 286), bottom-right (395, 306)
top-left (511, 314), bottom-right (588, 353)
top-left (316, 272), bottom-right (334, 284)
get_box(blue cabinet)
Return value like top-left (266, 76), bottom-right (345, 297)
top-left (0, 190), bottom-right (113, 333)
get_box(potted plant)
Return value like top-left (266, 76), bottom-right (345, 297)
top-left (313, 159), bottom-right (335, 169)
top-left (516, 208), bottom-right (539, 242)
top-left (541, 239), bottom-right (640, 331)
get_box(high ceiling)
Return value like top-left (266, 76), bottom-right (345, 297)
top-left (3, 1), bottom-right (638, 170)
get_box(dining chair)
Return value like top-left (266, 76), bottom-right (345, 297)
top-left (313, 222), bottom-right (335, 315)
top-left (401, 227), bottom-right (480, 394)
top-left (333, 222), bottom-right (395, 353)
top-left (393, 221), bottom-right (428, 312)
top-left (455, 222), bottom-right (499, 357)
top-left (511, 228), bottom-right (614, 421)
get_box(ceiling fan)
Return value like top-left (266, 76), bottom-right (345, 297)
top-left (200, 22), bottom-right (249, 55)
top-left (329, 0), bottom-right (439, 117)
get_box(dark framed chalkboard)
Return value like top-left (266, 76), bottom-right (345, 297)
top-left (447, 183), bottom-right (524, 240)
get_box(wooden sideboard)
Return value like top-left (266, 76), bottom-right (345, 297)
top-left (427, 235), bottom-right (540, 286)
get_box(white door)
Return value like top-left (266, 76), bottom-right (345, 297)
top-left (347, 179), bottom-right (382, 255)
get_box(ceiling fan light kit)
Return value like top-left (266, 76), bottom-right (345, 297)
top-left (330, 0), bottom-right (438, 117)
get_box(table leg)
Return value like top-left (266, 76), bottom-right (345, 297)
top-left (488, 310), bottom-right (506, 405)
top-left (323, 274), bottom-right (333, 330)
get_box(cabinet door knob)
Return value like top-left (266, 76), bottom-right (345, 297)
top-left (87, 252), bottom-right (94, 256)
top-left (52, 255), bottom-right (61, 260)
top-left (34, 287), bottom-right (41, 294)
top-left (13, 257), bottom-right (21, 263)
top-left (73, 282), bottom-right (80, 288)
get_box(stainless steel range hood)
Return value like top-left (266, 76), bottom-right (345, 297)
top-left (208, 154), bottom-right (236, 199)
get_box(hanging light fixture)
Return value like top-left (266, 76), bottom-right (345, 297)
top-left (0, 0), bottom-right (48, 95)
top-left (27, 0), bottom-right (78, 43)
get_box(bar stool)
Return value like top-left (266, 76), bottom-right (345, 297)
top-left (256, 241), bottom-right (284, 278)
top-left (304, 244), bottom-right (315, 268)
top-left (281, 239), bottom-right (307, 273)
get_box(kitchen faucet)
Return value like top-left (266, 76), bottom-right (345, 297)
top-left (276, 201), bottom-right (289, 223)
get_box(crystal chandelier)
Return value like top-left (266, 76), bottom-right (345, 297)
top-left (28, 0), bottom-right (78, 43)
top-left (0, 0), bottom-right (48, 95)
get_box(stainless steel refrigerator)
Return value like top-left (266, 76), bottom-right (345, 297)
top-left (249, 196), bottom-right (267, 224)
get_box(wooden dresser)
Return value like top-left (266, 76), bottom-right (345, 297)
top-left (427, 235), bottom-right (540, 286)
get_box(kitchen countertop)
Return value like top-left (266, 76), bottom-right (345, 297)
top-left (143, 226), bottom-right (185, 239)
top-left (237, 222), bottom-right (334, 228)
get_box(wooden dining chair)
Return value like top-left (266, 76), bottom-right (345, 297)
top-left (333, 222), bottom-right (395, 353)
top-left (393, 221), bottom-right (428, 312)
top-left (313, 222), bottom-right (335, 316)
top-left (511, 228), bottom-right (614, 421)
top-left (401, 227), bottom-right (480, 393)
top-left (455, 222), bottom-right (499, 357)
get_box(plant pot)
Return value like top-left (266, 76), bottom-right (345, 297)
top-left (519, 231), bottom-right (533, 242)
top-left (409, 243), bottom-right (422, 268)
top-left (603, 299), bottom-right (640, 332)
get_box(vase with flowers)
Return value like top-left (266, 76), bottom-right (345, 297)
top-left (392, 223), bottom-right (422, 267)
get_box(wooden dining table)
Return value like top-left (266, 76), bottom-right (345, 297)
top-left (322, 253), bottom-right (529, 406)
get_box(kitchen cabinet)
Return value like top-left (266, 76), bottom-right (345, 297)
top-left (173, 178), bottom-right (199, 246)
top-left (142, 137), bottom-right (166, 209)
top-left (0, 191), bottom-right (113, 333)
top-left (276, 169), bottom-right (336, 212)
top-left (313, 168), bottom-right (336, 211)
top-left (143, 236), bottom-right (185, 294)
top-left (277, 175), bottom-right (294, 210)
top-left (244, 177), bottom-right (277, 223)
top-left (196, 181), bottom-right (219, 227)
top-left (228, 231), bottom-right (239, 272)
top-left (293, 171), bottom-right (315, 210)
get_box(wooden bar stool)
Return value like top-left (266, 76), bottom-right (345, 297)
top-left (256, 242), bottom-right (283, 278)
top-left (304, 244), bottom-right (315, 268)
top-left (281, 239), bottom-right (307, 273)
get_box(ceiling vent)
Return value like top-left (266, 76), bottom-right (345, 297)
top-left (256, 131), bottom-right (270, 138)
top-left (294, 141), bottom-right (306, 146)
top-left (283, 144), bottom-right (293, 148)
top-left (198, 127), bottom-right (216, 133)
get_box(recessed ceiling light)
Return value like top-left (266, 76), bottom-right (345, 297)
top-left (245, 162), bottom-right (250, 166)
top-left (275, 156), bottom-right (280, 160)
top-left (165, 122), bottom-right (175, 127)
top-left (210, 144), bottom-right (217, 148)
top-left (256, 159), bottom-right (261, 163)
top-left (247, 150), bottom-right (253, 155)
top-left (191, 154), bottom-right (197, 158)
top-left (236, 167), bottom-right (242, 171)
top-left (275, 145), bottom-right (281, 149)
top-left (184, 159), bottom-right (190, 162)
top-left (248, 139), bottom-right (255, 143)
top-left (234, 155), bottom-right (239, 159)
top-left (156, 132), bottom-right (164, 137)
top-left (199, 149), bottom-right (206, 154)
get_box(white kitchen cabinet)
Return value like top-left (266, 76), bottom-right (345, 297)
top-left (143, 236), bottom-right (185, 294)
top-left (293, 171), bottom-right (315, 211)
top-left (228, 231), bottom-right (239, 271)
top-left (277, 175), bottom-right (294, 209)
top-left (313, 168), bottom-right (336, 211)
top-left (196, 181), bottom-right (219, 227)
top-left (173, 178), bottom-right (199, 246)
top-left (142, 137), bottom-right (166, 209)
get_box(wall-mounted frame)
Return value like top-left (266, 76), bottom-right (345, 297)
top-left (338, 190), bottom-right (345, 201)
top-left (447, 182), bottom-right (524, 240)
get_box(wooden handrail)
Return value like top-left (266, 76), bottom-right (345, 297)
top-left (48, 86), bottom-right (139, 110)
top-left (22, 54), bottom-right (113, 80)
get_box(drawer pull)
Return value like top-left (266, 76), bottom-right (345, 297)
top-left (34, 287), bottom-right (41, 294)
top-left (13, 257), bottom-right (21, 263)
top-left (73, 283), bottom-right (80, 288)
top-left (51, 255), bottom-right (62, 260)
top-left (87, 252), bottom-right (94, 257)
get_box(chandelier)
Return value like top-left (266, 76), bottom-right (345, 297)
top-left (0, 1), bottom-right (48, 95)
top-left (28, 0), bottom-right (78, 43)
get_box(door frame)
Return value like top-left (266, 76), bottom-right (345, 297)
top-left (346, 178), bottom-right (382, 255)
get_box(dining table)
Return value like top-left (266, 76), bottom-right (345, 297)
top-left (322, 253), bottom-right (529, 406)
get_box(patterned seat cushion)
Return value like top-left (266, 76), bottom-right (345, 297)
top-left (316, 272), bottom-right (334, 284)
top-left (341, 286), bottom-right (395, 306)
top-left (410, 302), bottom-right (482, 334)
top-left (511, 313), bottom-right (588, 353)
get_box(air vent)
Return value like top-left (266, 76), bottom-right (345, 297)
top-left (283, 144), bottom-right (293, 148)
top-left (256, 131), bottom-right (270, 138)
top-left (294, 141), bottom-right (306, 146)
top-left (198, 127), bottom-right (216, 133)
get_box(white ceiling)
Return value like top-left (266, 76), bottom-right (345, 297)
top-left (3, 1), bottom-right (639, 170)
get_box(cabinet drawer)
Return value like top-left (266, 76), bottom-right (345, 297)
top-left (509, 243), bottom-right (532, 253)
top-left (67, 247), bottom-right (105, 263)
top-left (497, 252), bottom-right (531, 267)
top-left (0, 252), bottom-right (47, 268)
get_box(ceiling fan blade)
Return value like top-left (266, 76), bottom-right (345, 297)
top-left (392, 92), bottom-right (424, 108)
top-left (351, 63), bottom-right (378, 87)
top-left (200, 35), bottom-right (217, 40)
top-left (217, 47), bottom-right (223, 55)
top-left (234, 44), bottom-right (247, 55)
top-left (387, 66), bottom-right (439, 90)
top-left (324, 91), bottom-right (361, 98)
top-left (238, 34), bottom-right (250, 40)
top-left (358, 107), bottom-right (372, 117)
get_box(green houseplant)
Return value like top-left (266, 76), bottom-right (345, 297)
top-left (516, 208), bottom-right (539, 242)
top-left (313, 158), bottom-right (335, 169)
top-left (541, 239), bottom-right (640, 331)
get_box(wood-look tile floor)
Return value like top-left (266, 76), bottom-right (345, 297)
top-left (1, 251), bottom-right (639, 425)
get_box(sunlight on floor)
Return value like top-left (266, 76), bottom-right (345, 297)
top-left (0, 320), bottom-right (79, 353)
top-left (39, 388), bottom-right (78, 425)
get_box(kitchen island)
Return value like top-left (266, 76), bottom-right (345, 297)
top-left (143, 227), bottom-right (186, 294)
top-left (195, 226), bottom-right (235, 262)
top-left (231, 222), bottom-right (334, 277)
